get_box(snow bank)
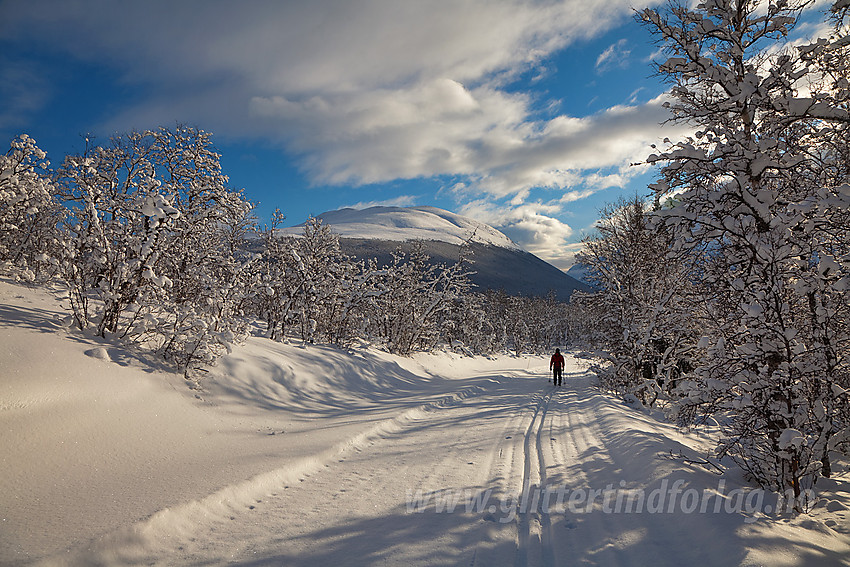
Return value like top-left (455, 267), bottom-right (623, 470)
top-left (0, 280), bottom-right (529, 564)
top-left (2, 279), bottom-right (849, 566)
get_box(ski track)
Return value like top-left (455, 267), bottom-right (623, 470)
top-left (554, 368), bottom-right (668, 567)
top-left (38, 358), bottom-right (850, 566)
top-left (514, 387), bottom-right (555, 567)
top-left (34, 365), bottom-right (686, 567)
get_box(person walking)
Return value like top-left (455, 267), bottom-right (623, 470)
top-left (550, 348), bottom-right (565, 386)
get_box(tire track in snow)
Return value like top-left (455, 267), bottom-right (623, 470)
top-left (515, 385), bottom-right (556, 567)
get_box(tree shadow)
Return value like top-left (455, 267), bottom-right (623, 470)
top-left (192, 472), bottom-right (850, 567)
top-left (0, 302), bottom-right (68, 334)
top-left (205, 339), bottom-right (536, 420)
top-left (219, 505), bottom-right (515, 567)
top-left (0, 301), bottom-right (175, 375)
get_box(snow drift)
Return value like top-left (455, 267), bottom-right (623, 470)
top-left (1, 279), bottom-right (849, 566)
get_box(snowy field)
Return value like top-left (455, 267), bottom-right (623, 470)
top-left (2, 279), bottom-right (849, 566)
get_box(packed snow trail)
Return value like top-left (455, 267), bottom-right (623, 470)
top-left (5, 281), bottom-right (850, 567)
top-left (42, 360), bottom-right (850, 566)
top-left (515, 387), bottom-right (555, 567)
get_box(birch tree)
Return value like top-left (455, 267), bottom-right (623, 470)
top-left (641, 0), bottom-right (850, 504)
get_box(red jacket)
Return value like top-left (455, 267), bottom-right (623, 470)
top-left (550, 352), bottom-right (565, 370)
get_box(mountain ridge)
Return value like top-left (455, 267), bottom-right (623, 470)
top-left (280, 205), bottom-right (520, 250)
top-left (283, 206), bottom-right (589, 301)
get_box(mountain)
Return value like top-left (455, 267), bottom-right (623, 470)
top-left (281, 206), bottom-right (590, 301)
top-left (566, 262), bottom-right (594, 286)
top-left (292, 206), bottom-right (521, 249)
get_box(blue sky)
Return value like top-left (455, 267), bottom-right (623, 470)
top-left (0, 0), bottom-right (833, 269)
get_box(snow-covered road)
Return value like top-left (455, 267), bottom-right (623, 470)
top-left (2, 280), bottom-right (849, 566)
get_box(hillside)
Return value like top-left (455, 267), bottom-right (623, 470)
top-left (282, 206), bottom-right (589, 301)
top-left (339, 237), bottom-right (589, 301)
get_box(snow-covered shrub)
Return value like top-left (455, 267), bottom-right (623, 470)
top-left (369, 242), bottom-right (474, 355)
top-left (0, 135), bottom-right (63, 281)
top-left (574, 196), bottom-right (697, 407)
top-left (55, 126), bottom-right (255, 373)
top-left (290, 217), bottom-right (360, 345)
top-left (145, 127), bottom-right (256, 371)
top-left (497, 292), bottom-right (571, 355)
top-left (431, 286), bottom-right (573, 356)
top-left (253, 214), bottom-right (376, 346)
top-left (253, 214), bottom-right (382, 347)
top-left (252, 209), bottom-right (299, 342)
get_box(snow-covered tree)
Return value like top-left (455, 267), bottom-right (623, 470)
top-left (289, 217), bottom-right (377, 346)
top-left (440, 291), bottom-right (495, 354)
top-left (480, 289), bottom-right (511, 353)
top-left (254, 215), bottom-right (379, 347)
top-left (0, 135), bottom-right (63, 281)
top-left (451, 289), bottom-right (572, 356)
top-left (291, 217), bottom-right (348, 343)
top-left (56, 131), bottom-right (178, 334)
top-left (253, 209), bottom-right (299, 341)
top-left (55, 126), bottom-right (255, 373)
top-left (640, 0), bottom-right (850, 504)
top-left (371, 242), bottom-right (474, 355)
top-left (148, 126), bottom-right (256, 370)
top-left (574, 196), bottom-right (697, 405)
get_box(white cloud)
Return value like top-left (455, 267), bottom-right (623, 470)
top-left (459, 200), bottom-right (578, 270)
top-left (454, 95), bottom-right (689, 199)
top-left (344, 195), bottom-right (420, 209)
top-left (247, 69), bottom-right (682, 201)
top-left (3, 1), bottom-right (636, 103)
top-left (559, 187), bottom-right (605, 204)
top-left (595, 39), bottom-right (631, 72)
top-left (0, 59), bottom-right (49, 135)
top-left (628, 87), bottom-right (646, 103)
top-left (643, 45), bottom-right (667, 64)
top-left (3, 0), bottom-right (677, 203)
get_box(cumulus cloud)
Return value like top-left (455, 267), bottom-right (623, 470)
top-left (458, 200), bottom-right (579, 270)
top-left (2, 0), bottom-right (667, 201)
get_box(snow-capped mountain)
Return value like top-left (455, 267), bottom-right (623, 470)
top-left (566, 262), bottom-right (594, 287)
top-left (280, 205), bottom-right (520, 250)
top-left (284, 206), bottom-right (589, 301)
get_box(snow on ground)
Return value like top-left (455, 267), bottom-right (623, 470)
top-left (2, 279), bottom-right (850, 566)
